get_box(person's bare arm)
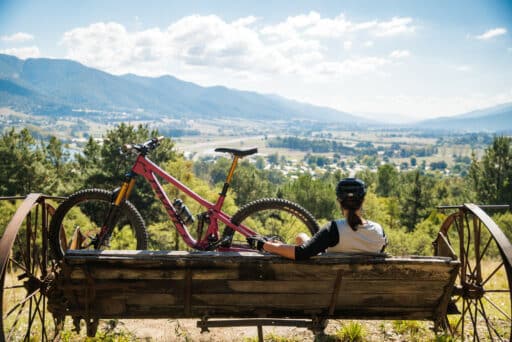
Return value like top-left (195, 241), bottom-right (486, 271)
top-left (263, 241), bottom-right (296, 260)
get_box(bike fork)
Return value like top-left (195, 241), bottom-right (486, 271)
top-left (96, 174), bottom-right (137, 249)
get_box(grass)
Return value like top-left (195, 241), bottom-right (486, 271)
top-left (336, 321), bottom-right (366, 342)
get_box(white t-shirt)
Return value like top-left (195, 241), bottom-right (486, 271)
top-left (326, 219), bottom-right (386, 253)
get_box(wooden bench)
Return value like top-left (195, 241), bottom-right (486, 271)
top-left (3, 196), bottom-right (509, 340)
top-left (50, 250), bottom-right (460, 336)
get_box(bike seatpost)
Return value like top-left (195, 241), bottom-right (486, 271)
top-left (220, 156), bottom-right (239, 197)
top-left (214, 147), bottom-right (257, 198)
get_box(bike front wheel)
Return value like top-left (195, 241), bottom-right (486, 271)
top-left (224, 198), bottom-right (320, 248)
top-left (49, 189), bottom-right (148, 260)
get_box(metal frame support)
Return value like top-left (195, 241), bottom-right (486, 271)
top-left (197, 317), bottom-right (327, 342)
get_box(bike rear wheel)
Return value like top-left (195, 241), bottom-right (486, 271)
top-left (49, 189), bottom-right (148, 260)
top-left (225, 198), bottom-right (320, 248)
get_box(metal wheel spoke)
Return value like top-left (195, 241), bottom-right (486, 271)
top-left (472, 216), bottom-right (482, 283)
top-left (9, 257), bottom-right (31, 275)
top-left (454, 299), bottom-right (471, 333)
top-left (3, 288), bottom-right (40, 320)
top-left (463, 215), bottom-right (476, 278)
top-left (6, 297), bottom-right (28, 341)
top-left (482, 295), bottom-right (512, 322)
top-left (481, 261), bottom-right (504, 287)
top-left (32, 293), bottom-right (49, 341)
top-left (468, 300), bottom-right (480, 342)
top-left (477, 299), bottom-right (499, 341)
top-left (477, 299), bottom-right (498, 341)
top-left (3, 284), bottom-right (25, 290)
top-left (476, 236), bottom-right (494, 268)
top-left (485, 289), bottom-right (510, 293)
top-left (15, 237), bottom-right (30, 270)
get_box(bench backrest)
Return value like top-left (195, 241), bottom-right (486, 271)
top-left (57, 250), bottom-right (459, 322)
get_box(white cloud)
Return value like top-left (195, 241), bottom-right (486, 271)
top-left (1, 32), bottom-right (34, 43)
top-left (374, 17), bottom-right (415, 36)
top-left (260, 12), bottom-right (415, 39)
top-left (232, 16), bottom-right (259, 27)
top-left (59, 13), bottom-right (413, 79)
top-left (389, 50), bottom-right (410, 58)
top-left (454, 65), bottom-right (471, 72)
top-left (476, 27), bottom-right (507, 40)
top-left (0, 46), bottom-right (40, 59)
top-left (314, 57), bottom-right (389, 76)
top-left (363, 41), bottom-right (374, 47)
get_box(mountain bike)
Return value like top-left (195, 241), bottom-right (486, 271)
top-left (49, 137), bottom-right (319, 259)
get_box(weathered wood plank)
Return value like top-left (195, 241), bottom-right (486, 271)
top-left (64, 250), bottom-right (456, 266)
top-left (56, 250), bottom-right (460, 322)
top-left (67, 263), bottom-right (456, 281)
top-left (69, 268), bottom-right (187, 280)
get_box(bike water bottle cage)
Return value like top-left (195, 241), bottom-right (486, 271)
top-left (215, 147), bottom-right (258, 158)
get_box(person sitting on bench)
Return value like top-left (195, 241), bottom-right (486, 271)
top-left (248, 178), bottom-right (387, 260)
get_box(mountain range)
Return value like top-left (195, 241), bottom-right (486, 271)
top-left (417, 103), bottom-right (512, 132)
top-left (0, 53), bottom-right (511, 132)
top-left (0, 53), bottom-right (361, 124)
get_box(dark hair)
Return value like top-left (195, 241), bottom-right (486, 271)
top-left (336, 178), bottom-right (366, 230)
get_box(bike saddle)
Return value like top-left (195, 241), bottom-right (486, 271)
top-left (214, 147), bottom-right (258, 157)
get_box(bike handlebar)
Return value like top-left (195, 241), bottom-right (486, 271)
top-left (122, 136), bottom-right (164, 154)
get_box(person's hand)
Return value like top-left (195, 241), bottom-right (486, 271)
top-left (246, 235), bottom-right (268, 251)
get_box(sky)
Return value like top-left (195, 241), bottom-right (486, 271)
top-left (0, 0), bottom-right (511, 122)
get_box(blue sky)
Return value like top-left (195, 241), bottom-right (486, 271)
top-left (1, 0), bottom-right (511, 121)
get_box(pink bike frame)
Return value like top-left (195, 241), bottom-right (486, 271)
top-left (130, 154), bottom-right (258, 250)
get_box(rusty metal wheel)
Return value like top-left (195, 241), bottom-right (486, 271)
top-left (0, 195), bottom-right (63, 341)
top-left (435, 203), bottom-right (512, 341)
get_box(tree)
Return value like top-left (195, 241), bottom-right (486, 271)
top-left (469, 136), bottom-right (512, 205)
top-left (75, 124), bottom-right (177, 225)
top-left (281, 174), bottom-right (339, 221)
top-left (399, 170), bottom-right (433, 232)
top-left (355, 169), bottom-right (377, 190)
top-left (376, 164), bottom-right (398, 197)
top-left (0, 128), bottom-right (48, 195)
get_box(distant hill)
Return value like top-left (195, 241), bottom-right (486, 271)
top-left (0, 54), bottom-right (362, 123)
top-left (415, 103), bottom-right (512, 132)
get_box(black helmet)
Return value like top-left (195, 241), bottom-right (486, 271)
top-left (336, 178), bottom-right (366, 200)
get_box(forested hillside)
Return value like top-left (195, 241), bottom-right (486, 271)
top-left (1, 125), bottom-right (511, 255)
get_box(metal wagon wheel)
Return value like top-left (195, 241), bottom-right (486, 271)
top-left (435, 203), bottom-right (512, 341)
top-left (0, 194), bottom-right (63, 341)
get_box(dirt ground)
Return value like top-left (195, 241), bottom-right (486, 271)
top-left (117, 318), bottom-right (322, 341)
top-left (107, 318), bottom-right (435, 341)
